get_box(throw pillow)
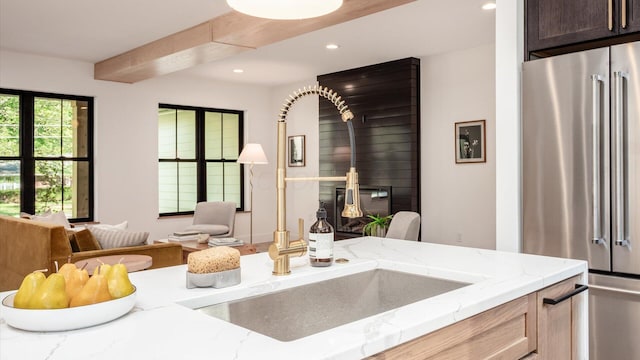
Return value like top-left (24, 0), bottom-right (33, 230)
top-left (88, 221), bottom-right (128, 231)
top-left (29, 211), bottom-right (71, 229)
top-left (67, 232), bottom-right (80, 252)
top-left (89, 227), bottom-right (149, 249)
top-left (71, 229), bottom-right (102, 252)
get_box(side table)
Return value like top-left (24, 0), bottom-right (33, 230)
top-left (154, 240), bottom-right (269, 264)
top-left (75, 254), bottom-right (152, 273)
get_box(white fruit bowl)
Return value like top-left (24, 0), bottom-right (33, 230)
top-left (1, 286), bottom-right (136, 332)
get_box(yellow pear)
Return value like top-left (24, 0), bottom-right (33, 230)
top-left (107, 263), bottom-right (135, 298)
top-left (65, 267), bottom-right (89, 301)
top-left (27, 273), bottom-right (69, 309)
top-left (70, 268), bottom-right (112, 307)
top-left (58, 256), bottom-right (77, 281)
top-left (92, 262), bottom-right (111, 278)
top-left (13, 270), bottom-right (47, 309)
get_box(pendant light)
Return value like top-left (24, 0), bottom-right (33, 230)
top-left (226, 0), bottom-right (343, 20)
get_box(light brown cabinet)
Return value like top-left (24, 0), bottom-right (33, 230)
top-left (368, 276), bottom-right (586, 359)
top-left (536, 276), bottom-right (586, 359)
top-left (368, 294), bottom-right (537, 359)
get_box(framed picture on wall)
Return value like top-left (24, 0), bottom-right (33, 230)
top-left (288, 135), bottom-right (305, 167)
top-left (455, 120), bottom-right (486, 164)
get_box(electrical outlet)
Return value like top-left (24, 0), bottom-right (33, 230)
top-left (456, 233), bottom-right (463, 243)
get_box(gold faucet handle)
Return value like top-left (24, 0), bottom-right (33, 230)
top-left (298, 218), bottom-right (304, 240)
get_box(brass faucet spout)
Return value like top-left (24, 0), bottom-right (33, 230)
top-left (271, 85), bottom-right (361, 276)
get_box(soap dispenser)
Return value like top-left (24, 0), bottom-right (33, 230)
top-left (309, 201), bottom-right (334, 267)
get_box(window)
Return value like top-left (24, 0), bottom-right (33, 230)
top-left (158, 104), bottom-right (243, 215)
top-left (0, 89), bottom-right (93, 220)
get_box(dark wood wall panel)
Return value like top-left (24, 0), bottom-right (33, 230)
top-left (318, 57), bottom-right (420, 237)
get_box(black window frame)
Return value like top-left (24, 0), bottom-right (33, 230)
top-left (0, 88), bottom-right (95, 222)
top-left (158, 103), bottom-right (244, 217)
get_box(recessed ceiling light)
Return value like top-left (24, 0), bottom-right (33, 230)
top-left (326, 44), bottom-right (340, 50)
top-left (482, 2), bottom-right (496, 10)
top-left (233, 69), bottom-right (244, 73)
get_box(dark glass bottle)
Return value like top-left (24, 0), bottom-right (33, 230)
top-left (309, 202), bottom-right (334, 267)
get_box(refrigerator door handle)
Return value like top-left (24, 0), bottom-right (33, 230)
top-left (592, 74), bottom-right (605, 245)
top-left (614, 71), bottom-right (631, 248)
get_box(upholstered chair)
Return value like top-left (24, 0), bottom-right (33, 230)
top-left (184, 201), bottom-right (237, 237)
top-left (385, 211), bottom-right (421, 241)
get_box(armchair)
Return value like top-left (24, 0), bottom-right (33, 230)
top-left (385, 211), bottom-right (421, 241)
top-left (184, 201), bottom-right (237, 237)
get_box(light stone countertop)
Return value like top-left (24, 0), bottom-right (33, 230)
top-left (0, 237), bottom-right (587, 360)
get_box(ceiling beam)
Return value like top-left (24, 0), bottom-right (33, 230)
top-left (94, 0), bottom-right (415, 83)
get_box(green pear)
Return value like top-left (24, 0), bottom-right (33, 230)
top-left (13, 270), bottom-right (47, 309)
top-left (28, 273), bottom-right (69, 309)
top-left (107, 263), bottom-right (135, 299)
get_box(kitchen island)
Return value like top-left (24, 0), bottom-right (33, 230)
top-left (0, 237), bottom-right (587, 359)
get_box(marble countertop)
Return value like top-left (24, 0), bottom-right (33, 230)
top-left (0, 237), bottom-right (587, 360)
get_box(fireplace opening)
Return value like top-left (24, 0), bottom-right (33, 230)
top-left (335, 186), bottom-right (392, 235)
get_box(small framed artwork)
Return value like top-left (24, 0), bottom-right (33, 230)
top-left (288, 135), bottom-right (305, 167)
top-left (455, 120), bottom-right (486, 164)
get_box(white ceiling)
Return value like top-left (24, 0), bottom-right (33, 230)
top-left (0, 0), bottom-right (495, 86)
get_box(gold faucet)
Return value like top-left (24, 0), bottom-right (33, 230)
top-left (268, 85), bottom-right (363, 276)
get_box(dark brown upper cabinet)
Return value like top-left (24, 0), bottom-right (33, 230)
top-left (527, 0), bottom-right (640, 56)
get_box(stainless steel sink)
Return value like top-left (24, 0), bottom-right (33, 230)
top-left (196, 269), bottom-right (469, 341)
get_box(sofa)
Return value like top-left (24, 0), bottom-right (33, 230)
top-left (0, 215), bottom-right (183, 291)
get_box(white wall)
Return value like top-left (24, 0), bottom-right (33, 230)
top-left (495, 0), bottom-right (524, 252)
top-left (0, 50), bottom-right (274, 243)
top-left (420, 44), bottom-right (497, 249)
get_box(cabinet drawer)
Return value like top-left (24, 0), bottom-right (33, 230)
top-left (368, 293), bottom-right (537, 360)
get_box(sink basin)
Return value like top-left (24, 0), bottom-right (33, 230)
top-left (196, 269), bottom-right (469, 341)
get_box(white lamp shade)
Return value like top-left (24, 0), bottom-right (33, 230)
top-left (226, 0), bottom-right (343, 20)
top-left (237, 143), bottom-right (268, 164)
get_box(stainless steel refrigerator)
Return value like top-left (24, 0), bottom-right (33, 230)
top-left (523, 41), bottom-right (640, 360)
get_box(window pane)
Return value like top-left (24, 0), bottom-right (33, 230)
top-left (159, 162), bottom-right (178, 213)
top-left (224, 162), bottom-right (241, 205)
top-left (204, 111), bottom-right (222, 159)
top-left (222, 113), bottom-right (239, 159)
top-left (34, 98), bottom-right (63, 157)
top-left (0, 94), bottom-right (20, 157)
top-left (35, 160), bottom-right (63, 213)
top-left (159, 162), bottom-right (197, 213)
top-left (206, 163), bottom-right (223, 202)
top-left (177, 110), bottom-right (196, 159)
top-left (0, 160), bottom-right (20, 216)
top-left (34, 98), bottom-right (87, 158)
top-left (178, 163), bottom-right (197, 212)
top-left (158, 109), bottom-right (177, 159)
top-left (64, 100), bottom-right (89, 158)
top-left (66, 160), bottom-right (90, 218)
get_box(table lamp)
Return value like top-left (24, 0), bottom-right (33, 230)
top-left (237, 143), bottom-right (268, 244)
